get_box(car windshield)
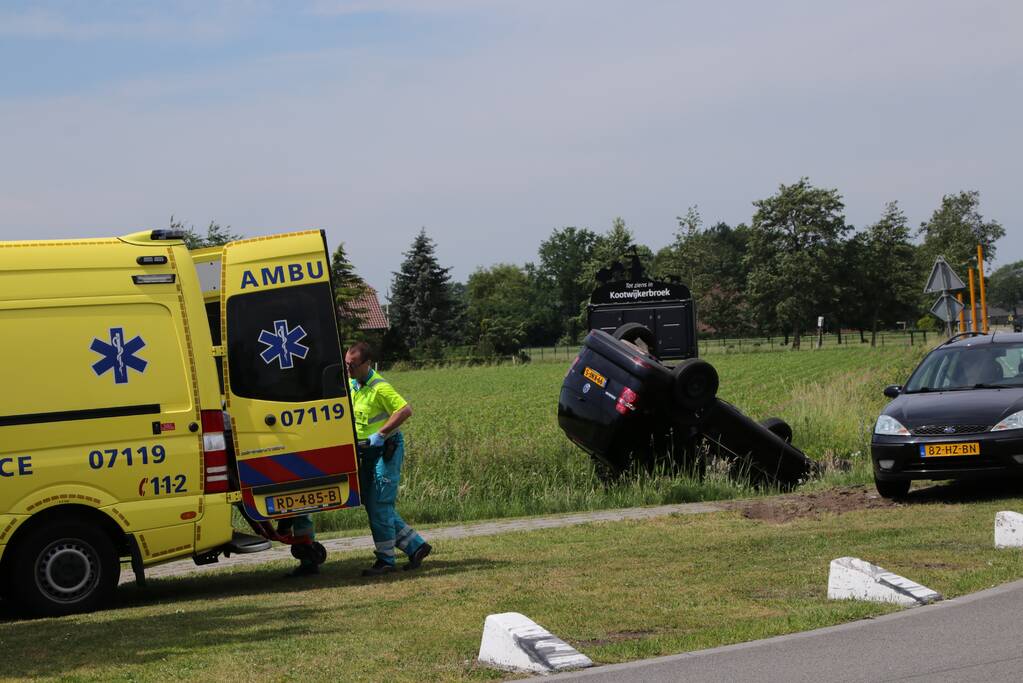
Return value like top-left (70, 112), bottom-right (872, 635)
top-left (904, 342), bottom-right (1023, 392)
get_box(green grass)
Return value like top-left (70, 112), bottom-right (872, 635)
top-left (5, 489), bottom-right (1023, 682)
top-left (309, 345), bottom-right (926, 533)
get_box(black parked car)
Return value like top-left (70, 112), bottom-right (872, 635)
top-left (871, 332), bottom-right (1023, 498)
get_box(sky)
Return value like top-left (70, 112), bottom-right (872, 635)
top-left (1, 1), bottom-right (1020, 296)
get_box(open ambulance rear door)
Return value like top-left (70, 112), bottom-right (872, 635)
top-left (209, 231), bottom-right (361, 521)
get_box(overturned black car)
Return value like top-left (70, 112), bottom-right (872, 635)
top-left (558, 324), bottom-right (815, 488)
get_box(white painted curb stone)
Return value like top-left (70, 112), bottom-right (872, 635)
top-left (995, 511), bottom-right (1023, 548)
top-left (478, 612), bottom-right (593, 674)
top-left (827, 557), bottom-right (941, 606)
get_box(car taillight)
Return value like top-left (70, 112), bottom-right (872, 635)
top-left (616, 387), bottom-right (638, 415)
top-left (201, 409), bottom-right (229, 493)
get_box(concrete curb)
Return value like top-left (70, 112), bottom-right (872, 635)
top-left (478, 612), bottom-right (593, 674)
top-left (995, 511), bottom-right (1023, 548)
top-left (827, 556), bottom-right (941, 606)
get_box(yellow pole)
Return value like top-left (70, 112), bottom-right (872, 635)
top-left (978, 245), bottom-right (989, 333)
top-left (969, 268), bottom-right (978, 332)
top-left (957, 293), bottom-right (966, 332)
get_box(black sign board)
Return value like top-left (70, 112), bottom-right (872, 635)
top-left (589, 280), bottom-right (692, 305)
top-left (588, 278), bottom-right (698, 360)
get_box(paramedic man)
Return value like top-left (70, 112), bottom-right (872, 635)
top-left (346, 341), bottom-right (432, 576)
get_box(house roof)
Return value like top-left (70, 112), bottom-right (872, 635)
top-left (339, 286), bottom-right (388, 330)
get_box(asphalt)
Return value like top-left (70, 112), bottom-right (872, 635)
top-left (548, 577), bottom-right (1023, 683)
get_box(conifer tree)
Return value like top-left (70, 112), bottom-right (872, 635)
top-left (389, 228), bottom-right (458, 352)
top-left (330, 242), bottom-right (369, 344)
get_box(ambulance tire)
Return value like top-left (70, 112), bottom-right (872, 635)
top-left (12, 519), bottom-right (120, 617)
top-left (311, 542), bottom-right (327, 565)
top-left (291, 543), bottom-right (313, 562)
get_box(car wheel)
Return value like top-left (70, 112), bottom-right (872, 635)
top-left (875, 479), bottom-right (911, 499)
top-left (760, 417), bottom-right (793, 443)
top-left (11, 519), bottom-right (120, 617)
top-left (671, 359), bottom-right (719, 411)
top-left (612, 323), bottom-right (657, 356)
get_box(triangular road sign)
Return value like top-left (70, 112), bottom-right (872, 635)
top-left (930, 294), bottom-right (965, 322)
top-left (924, 257), bottom-right (966, 293)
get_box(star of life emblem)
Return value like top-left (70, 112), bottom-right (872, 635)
top-left (258, 320), bottom-right (310, 370)
top-left (91, 327), bottom-right (148, 384)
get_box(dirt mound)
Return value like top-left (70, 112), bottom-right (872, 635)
top-left (729, 485), bottom-right (899, 524)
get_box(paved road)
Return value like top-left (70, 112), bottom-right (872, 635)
top-left (133, 501), bottom-right (723, 583)
top-left (549, 578), bottom-right (1023, 683)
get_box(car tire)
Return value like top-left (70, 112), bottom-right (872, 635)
top-left (671, 359), bottom-right (719, 411)
top-left (11, 519), bottom-right (120, 617)
top-left (612, 323), bottom-right (657, 356)
top-left (875, 479), bottom-right (911, 499)
top-left (760, 417), bottom-right (793, 443)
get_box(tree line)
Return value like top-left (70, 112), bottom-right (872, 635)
top-left (172, 177), bottom-right (1018, 359)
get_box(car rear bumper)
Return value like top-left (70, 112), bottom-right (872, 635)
top-left (871, 433), bottom-right (1023, 481)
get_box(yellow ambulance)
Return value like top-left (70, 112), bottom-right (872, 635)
top-left (0, 228), bottom-right (362, 616)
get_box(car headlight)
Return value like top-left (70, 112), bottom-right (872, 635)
top-left (874, 415), bottom-right (910, 436)
top-left (992, 410), bottom-right (1023, 432)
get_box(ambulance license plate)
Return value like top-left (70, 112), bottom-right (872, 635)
top-left (266, 487), bottom-right (342, 514)
top-left (920, 442), bottom-right (980, 458)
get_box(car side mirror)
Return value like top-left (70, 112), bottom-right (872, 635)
top-left (883, 385), bottom-right (902, 399)
top-left (322, 364), bottom-right (347, 398)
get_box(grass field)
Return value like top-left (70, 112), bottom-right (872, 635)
top-left (5, 486), bottom-right (1023, 681)
top-left (312, 345), bottom-right (927, 532)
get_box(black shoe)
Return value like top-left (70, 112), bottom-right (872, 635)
top-left (284, 563), bottom-right (319, 579)
top-left (404, 542), bottom-right (432, 571)
top-left (361, 560), bottom-right (396, 577)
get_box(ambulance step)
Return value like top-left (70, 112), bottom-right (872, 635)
top-left (193, 550), bottom-right (220, 566)
top-left (224, 532), bottom-right (272, 554)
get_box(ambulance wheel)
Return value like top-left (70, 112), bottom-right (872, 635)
top-left (12, 519), bottom-right (119, 617)
top-left (612, 323), bottom-right (657, 356)
top-left (760, 417), bottom-right (793, 443)
top-left (671, 359), bottom-right (719, 410)
top-left (290, 544), bottom-right (314, 562)
top-left (311, 542), bottom-right (327, 565)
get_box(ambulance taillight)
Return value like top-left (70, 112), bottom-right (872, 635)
top-left (200, 409), bottom-right (230, 493)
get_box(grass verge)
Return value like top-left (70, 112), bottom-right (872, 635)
top-left (5, 486), bottom-right (1023, 681)
top-left (307, 345), bottom-right (925, 533)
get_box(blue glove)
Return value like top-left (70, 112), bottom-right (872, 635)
top-left (368, 432), bottom-right (385, 448)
